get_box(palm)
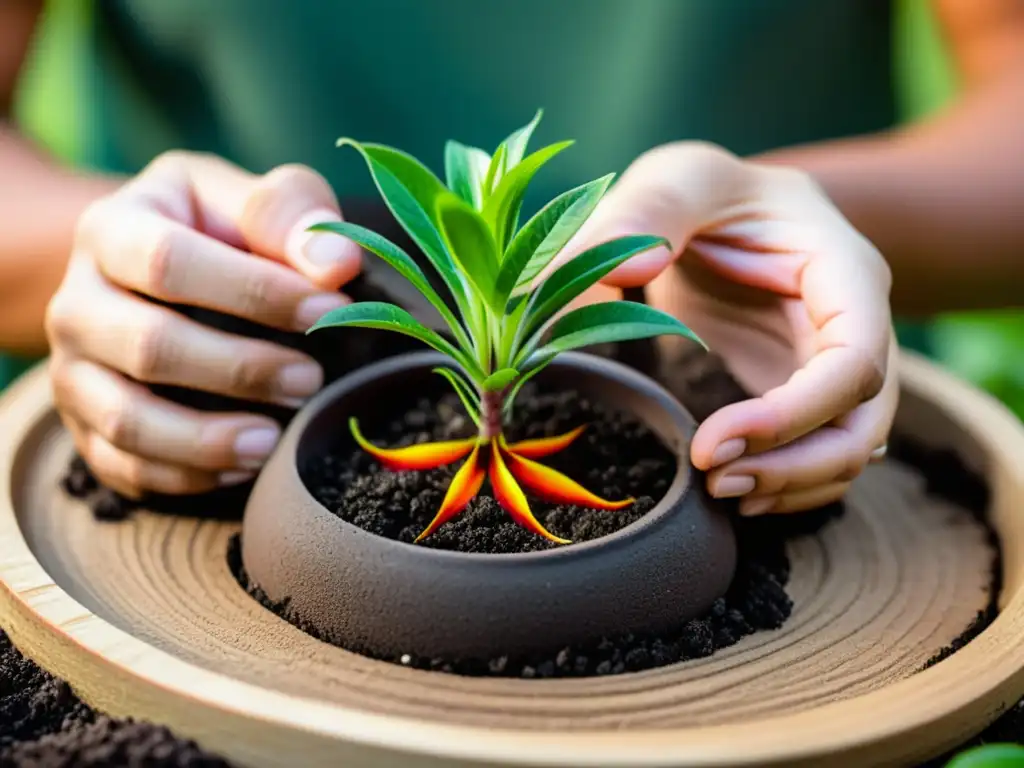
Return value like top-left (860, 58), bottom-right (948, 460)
top-left (643, 252), bottom-right (810, 400)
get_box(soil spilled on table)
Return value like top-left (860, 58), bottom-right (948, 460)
top-left (303, 386), bottom-right (674, 552)
top-left (0, 632), bottom-right (230, 767)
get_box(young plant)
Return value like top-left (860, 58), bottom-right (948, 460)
top-left (309, 111), bottom-right (704, 544)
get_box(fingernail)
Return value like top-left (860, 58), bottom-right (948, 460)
top-left (710, 438), bottom-right (746, 467)
top-left (234, 427), bottom-right (281, 469)
top-left (712, 475), bottom-right (755, 498)
top-left (219, 470), bottom-right (256, 487)
top-left (276, 362), bottom-right (323, 402)
top-left (290, 209), bottom-right (356, 268)
top-left (294, 292), bottom-right (348, 331)
top-left (740, 497), bottom-right (776, 517)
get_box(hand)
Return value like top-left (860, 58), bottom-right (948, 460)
top-left (570, 142), bottom-right (897, 515)
top-left (45, 151), bottom-right (362, 498)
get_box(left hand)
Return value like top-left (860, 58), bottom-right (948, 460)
top-left (564, 142), bottom-right (898, 515)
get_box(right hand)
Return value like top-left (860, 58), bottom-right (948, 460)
top-left (46, 151), bottom-right (362, 498)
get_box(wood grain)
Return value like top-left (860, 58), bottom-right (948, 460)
top-left (0, 352), bottom-right (1022, 768)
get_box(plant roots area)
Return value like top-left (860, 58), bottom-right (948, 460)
top-left (11, 349), bottom-right (1012, 765)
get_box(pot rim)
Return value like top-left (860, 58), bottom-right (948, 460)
top-left (287, 349), bottom-right (698, 565)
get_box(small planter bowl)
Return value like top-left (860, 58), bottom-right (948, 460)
top-left (240, 350), bottom-right (737, 661)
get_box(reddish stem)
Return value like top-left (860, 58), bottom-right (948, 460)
top-left (479, 389), bottom-right (505, 440)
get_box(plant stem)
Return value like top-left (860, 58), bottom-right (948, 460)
top-left (479, 389), bottom-right (505, 440)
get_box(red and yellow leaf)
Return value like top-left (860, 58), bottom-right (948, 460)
top-left (349, 417), bottom-right (475, 471)
top-left (504, 424), bottom-right (586, 459)
top-left (414, 443), bottom-right (486, 542)
top-left (489, 440), bottom-right (570, 544)
top-left (502, 439), bottom-right (634, 510)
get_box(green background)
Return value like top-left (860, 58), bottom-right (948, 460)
top-left (11, 0), bottom-right (1024, 419)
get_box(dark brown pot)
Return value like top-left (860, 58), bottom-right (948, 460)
top-left (240, 350), bottom-right (737, 661)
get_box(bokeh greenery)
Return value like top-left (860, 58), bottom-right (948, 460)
top-left (12, 0), bottom-right (1024, 419)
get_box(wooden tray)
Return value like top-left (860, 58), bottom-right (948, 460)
top-left (1, 352), bottom-right (1022, 768)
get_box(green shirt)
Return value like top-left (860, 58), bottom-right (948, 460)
top-left (2, 0), bottom-right (898, 391)
top-left (83, 0), bottom-right (894, 191)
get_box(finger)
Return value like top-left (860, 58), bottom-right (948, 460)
top-left (52, 358), bottom-right (282, 471)
top-left (66, 419), bottom-right (251, 498)
top-left (49, 276), bottom-right (323, 407)
top-left (84, 200), bottom-right (348, 333)
top-left (693, 328), bottom-right (898, 464)
top-left (704, 401), bottom-right (887, 499)
top-left (130, 153), bottom-right (362, 289)
top-left (550, 143), bottom-right (756, 286)
top-left (737, 481), bottom-right (852, 517)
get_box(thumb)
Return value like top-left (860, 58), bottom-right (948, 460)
top-left (558, 143), bottom-right (756, 288)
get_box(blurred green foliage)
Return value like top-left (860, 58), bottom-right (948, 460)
top-left (12, 0), bottom-right (1024, 418)
top-left (946, 744), bottom-right (1024, 767)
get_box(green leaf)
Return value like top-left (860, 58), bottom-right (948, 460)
top-left (433, 367), bottom-right (481, 425)
top-left (483, 143), bottom-right (507, 197)
top-left (483, 140), bottom-right (574, 251)
top-left (523, 234), bottom-right (669, 337)
top-left (436, 194), bottom-right (501, 311)
top-left (497, 174), bottom-right (613, 306)
top-left (306, 221), bottom-right (471, 349)
top-left (945, 744), bottom-right (1024, 768)
top-left (502, 359), bottom-right (551, 417)
top-left (482, 367), bottom-right (518, 392)
top-left (502, 109), bottom-right (543, 169)
top-left (337, 139), bottom-right (469, 312)
top-left (520, 301), bottom-right (705, 367)
top-left (444, 140), bottom-right (490, 209)
top-left (310, 302), bottom-right (482, 377)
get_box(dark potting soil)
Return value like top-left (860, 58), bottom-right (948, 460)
top-left (303, 386), bottom-right (676, 553)
top-left (0, 632), bottom-right (230, 768)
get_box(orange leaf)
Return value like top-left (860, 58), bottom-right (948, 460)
top-left (505, 424), bottom-right (586, 459)
top-left (414, 443), bottom-right (486, 542)
top-left (350, 418), bottom-right (475, 471)
top-left (502, 442), bottom-right (634, 510)
top-left (489, 440), bottom-right (570, 544)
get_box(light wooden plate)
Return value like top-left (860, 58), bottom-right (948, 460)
top-left (1, 352), bottom-right (1022, 768)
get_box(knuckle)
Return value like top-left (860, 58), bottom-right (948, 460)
top-left (141, 226), bottom-right (182, 297)
top-left (226, 354), bottom-right (273, 397)
top-left (73, 197), bottom-right (116, 247)
top-left (264, 163), bottom-right (330, 195)
top-left (99, 391), bottom-right (138, 450)
top-left (44, 291), bottom-right (77, 346)
top-left (129, 315), bottom-right (172, 380)
top-left (849, 349), bottom-right (886, 403)
top-left (144, 149), bottom-right (193, 176)
top-left (238, 269), bottom-right (283, 318)
top-left (47, 355), bottom-right (74, 405)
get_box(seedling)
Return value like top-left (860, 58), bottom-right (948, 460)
top-left (309, 111), bottom-right (704, 543)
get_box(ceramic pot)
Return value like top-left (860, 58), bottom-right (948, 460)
top-left (240, 350), bottom-right (737, 660)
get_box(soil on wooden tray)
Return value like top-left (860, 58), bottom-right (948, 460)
top-left (303, 385), bottom-right (675, 552)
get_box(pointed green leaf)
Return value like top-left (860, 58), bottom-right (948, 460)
top-left (497, 174), bottom-right (613, 306)
top-left (337, 139), bottom-right (469, 311)
top-left (444, 140), bottom-right (491, 209)
top-left (483, 140), bottom-right (574, 251)
top-left (433, 367), bottom-right (482, 424)
top-left (482, 367), bottom-right (519, 392)
top-left (520, 301), bottom-right (705, 367)
top-left (310, 301), bottom-right (482, 377)
top-left (306, 221), bottom-right (471, 349)
top-left (502, 359), bottom-right (551, 417)
top-left (502, 109), bottom-right (543, 169)
top-left (522, 235), bottom-right (669, 338)
top-left (483, 143), bottom-right (507, 196)
top-left (436, 193), bottom-right (500, 311)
